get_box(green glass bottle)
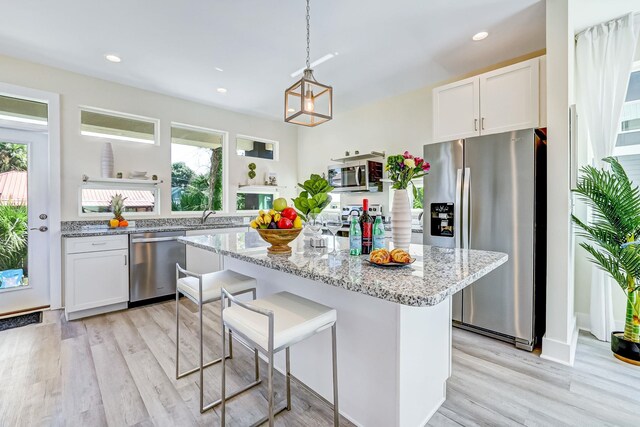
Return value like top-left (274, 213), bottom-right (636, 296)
top-left (349, 214), bottom-right (362, 256)
top-left (373, 216), bottom-right (385, 250)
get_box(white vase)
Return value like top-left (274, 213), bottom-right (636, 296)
top-left (101, 142), bottom-right (114, 178)
top-left (391, 189), bottom-right (412, 250)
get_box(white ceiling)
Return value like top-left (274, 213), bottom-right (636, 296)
top-left (0, 0), bottom-right (545, 120)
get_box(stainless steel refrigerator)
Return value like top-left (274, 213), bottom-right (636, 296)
top-left (423, 129), bottom-right (546, 350)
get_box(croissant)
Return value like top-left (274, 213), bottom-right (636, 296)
top-left (370, 249), bottom-right (391, 264)
top-left (390, 248), bottom-right (411, 264)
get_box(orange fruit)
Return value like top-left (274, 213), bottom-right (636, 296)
top-left (119, 220), bottom-right (129, 227)
top-left (109, 219), bottom-right (119, 228)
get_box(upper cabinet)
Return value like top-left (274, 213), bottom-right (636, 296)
top-left (433, 76), bottom-right (480, 141)
top-left (433, 57), bottom-right (543, 143)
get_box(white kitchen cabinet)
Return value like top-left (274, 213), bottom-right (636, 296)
top-left (64, 235), bottom-right (129, 320)
top-left (433, 76), bottom-right (480, 142)
top-left (186, 227), bottom-right (249, 274)
top-left (432, 57), bottom-right (543, 142)
top-left (479, 58), bottom-right (539, 136)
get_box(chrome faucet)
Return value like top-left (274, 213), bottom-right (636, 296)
top-left (201, 209), bottom-right (216, 224)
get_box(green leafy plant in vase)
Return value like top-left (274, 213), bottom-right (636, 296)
top-left (292, 174), bottom-right (333, 222)
top-left (572, 157), bottom-right (640, 364)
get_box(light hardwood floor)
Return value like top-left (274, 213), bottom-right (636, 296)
top-left (0, 300), bottom-right (637, 427)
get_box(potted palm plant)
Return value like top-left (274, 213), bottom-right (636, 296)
top-left (572, 157), bottom-right (640, 365)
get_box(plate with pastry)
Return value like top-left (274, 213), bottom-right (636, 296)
top-left (365, 248), bottom-right (416, 267)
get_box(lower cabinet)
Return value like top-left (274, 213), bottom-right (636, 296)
top-left (185, 227), bottom-right (249, 274)
top-left (64, 235), bottom-right (129, 320)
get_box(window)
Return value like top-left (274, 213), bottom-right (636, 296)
top-left (79, 186), bottom-right (159, 216)
top-left (236, 135), bottom-right (278, 160)
top-left (80, 107), bottom-right (158, 145)
top-left (614, 63), bottom-right (640, 185)
top-left (171, 124), bottom-right (225, 212)
top-left (236, 193), bottom-right (274, 211)
top-left (0, 95), bottom-right (48, 128)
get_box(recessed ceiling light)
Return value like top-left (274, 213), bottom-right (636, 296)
top-left (215, 67), bottom-right (224, 72)
top-left (472, 31), bottom-right (489, 41)
top-left (216, 87), bottom-right (227, 93)
top-left (104, 54), bottom-right (121, 63)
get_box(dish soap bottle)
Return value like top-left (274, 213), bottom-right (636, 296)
top-left (349, 213), bottom-right (362, 256)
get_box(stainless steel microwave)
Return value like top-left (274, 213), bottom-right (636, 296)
top-left (327, 160), bottom-right (383, 192)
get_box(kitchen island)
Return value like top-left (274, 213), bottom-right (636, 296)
top-left (179, 231), bottom-right (507, 427)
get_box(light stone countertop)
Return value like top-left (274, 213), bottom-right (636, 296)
top-left (179, 231), bottom-right (507, 307)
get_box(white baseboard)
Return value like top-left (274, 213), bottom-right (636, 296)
top-left (575, 311), bottom-right (625, 333)
top-left (540, 316), bottom-right (579, 366)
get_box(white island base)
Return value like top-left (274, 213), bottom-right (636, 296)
top-left (224, 256), bottom-right (451, 427)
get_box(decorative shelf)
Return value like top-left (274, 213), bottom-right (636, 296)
top-left (82, 175), bottom-right (163, 185)
top-left (237, 184), bottom-right (285, 192)
top-left (330, 151), bottom-right (386, 163)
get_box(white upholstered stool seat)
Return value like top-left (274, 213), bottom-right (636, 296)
top-left (178, 269), bottom-right (256, 304)
top-left (223, 291), bottom-right (337, 351)
top-left (220, 289), bottom-right (339, 426)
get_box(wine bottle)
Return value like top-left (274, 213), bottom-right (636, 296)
top-left (373, 216), bottom-right (385, 250)
top-left (360, 198), bottom-right (373, 255)
top-left (349, 213), bottom-right (362, 256)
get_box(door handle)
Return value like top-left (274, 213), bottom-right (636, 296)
top-left (462, 168), bottom-right (471, 249)
top-left (30, 226), bottom-right (48, 232)
top-left (454, 169), bottom-right (463, 249)
top-left (481, 117), bottom-right (485, 130)
top-left (131, 236), bottom-right (181, 243)
top-left (474, 118), bottom-right (478, 131)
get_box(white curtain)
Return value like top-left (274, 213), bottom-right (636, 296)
top-left (575, 13), bottom-right (639, 341)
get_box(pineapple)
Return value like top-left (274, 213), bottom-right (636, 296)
top-left (110, 193), bottom-right (127, 221)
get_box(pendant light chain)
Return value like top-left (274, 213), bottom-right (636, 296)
top-left (306, 0), bottom-right (311, 70)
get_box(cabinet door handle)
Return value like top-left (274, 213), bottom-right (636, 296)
top-left (91, 242), bottom-right (107, 246)
top-left (124, 255), bottom-right (128, 266)
top-left (474, 118), bottom-right (478, 131)
top-left (481, 117), bottom-right (485, 130)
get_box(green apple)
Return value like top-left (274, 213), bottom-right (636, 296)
top-left (273, 197), bottom-right (287, 212)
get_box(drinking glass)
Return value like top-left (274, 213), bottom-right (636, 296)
top-left (325, 219), bottom-right (343, 253)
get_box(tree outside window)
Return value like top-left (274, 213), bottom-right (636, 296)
top-left (171, 125), bottom-right (224, 212)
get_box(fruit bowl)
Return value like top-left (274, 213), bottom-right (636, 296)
top-left (256, 228), bottom-right (302, 254)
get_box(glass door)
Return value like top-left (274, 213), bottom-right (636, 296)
top-left (0, 128), bottom-right (49, 315)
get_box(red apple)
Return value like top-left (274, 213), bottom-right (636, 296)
top-left (277, 217), bottom-right (293, 229)
top-left (281, 207), bottom-right (297, 221)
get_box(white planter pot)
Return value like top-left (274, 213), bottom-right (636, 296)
top-left (101, 142), bottom-right (114, 178)
top-left (391, 189), bottom-right (412, 250)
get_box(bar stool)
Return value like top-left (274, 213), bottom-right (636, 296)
top-left (175, 264), bottom-right (261, 413)
top-left (220, 289), bottom-right (339, 427)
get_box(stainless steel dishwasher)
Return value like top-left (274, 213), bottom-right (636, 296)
top-left (129, 230), bottom-right (186, 303)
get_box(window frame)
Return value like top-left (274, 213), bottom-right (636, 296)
top-left (79, 105), bottom-right (160, 146)
top-left (78, 182), bottom-right (161, 218)
top-left (613, 61), bottom-right (640, 157)
top-left (235, 134), bottom-right (279, 161)
top-left (235, 188), bottom-right (280, 213)
top-left (170, 122), bottom-right (229, 215)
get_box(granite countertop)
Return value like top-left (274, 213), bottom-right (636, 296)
top-left (179, 231), bottom-right (507, 307)
top-left (61, 222), bottom-right (249, 238)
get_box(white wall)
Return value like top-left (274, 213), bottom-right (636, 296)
top-left (298, 86), bottom-right (433, 212)
top-left (572, 2), bottom-right (640, 332)
top-left (540, 0), bottom-right (578, 366)
top-left (0, 54), bottom-right (298, 220)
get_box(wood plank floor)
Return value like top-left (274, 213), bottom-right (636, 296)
top-left (0, 300), bottom-right (637, 426)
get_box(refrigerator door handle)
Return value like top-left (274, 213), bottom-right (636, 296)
top-left (454, 168), bottom-right (463, 248)
top-left (462, 167), bottom-right (471, 249)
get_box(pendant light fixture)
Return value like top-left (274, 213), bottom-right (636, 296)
top-left (284, 0), bottom-right (333, 127)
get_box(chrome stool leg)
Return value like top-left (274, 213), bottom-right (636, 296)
top-left (286, 347), bottom-right (291, 411)
top-left (332, 324), bottom-right (339, 426)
